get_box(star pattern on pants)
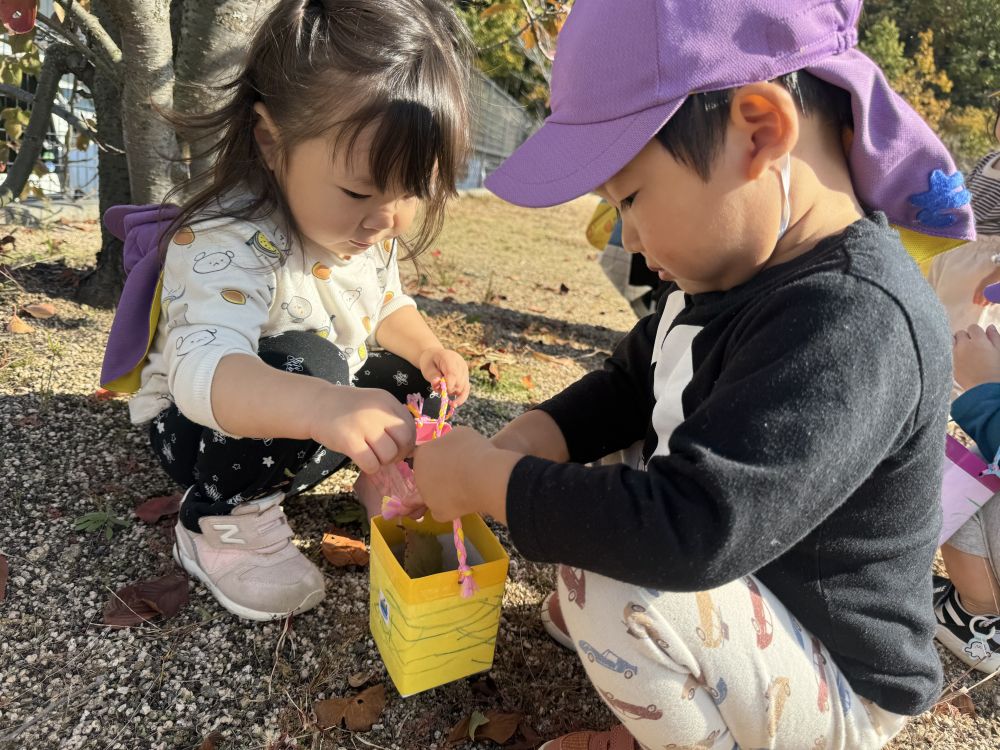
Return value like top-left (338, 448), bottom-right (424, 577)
top-left (262, 456), bottom-right (275, 468)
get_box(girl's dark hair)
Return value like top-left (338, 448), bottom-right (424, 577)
top-left (162, 0), bottom-right (473, 260)
top-left (654, 71), bottom-right (854, 181)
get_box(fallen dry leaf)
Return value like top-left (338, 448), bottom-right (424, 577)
top-left (521, 374), bottom-right (535, 391)
top-left (348, 670), bottom-right (374, 688)
top-left (480, 361), bottom-right (501, 383)
top-left (0, 234), bottom-right (15, 253)
top-left (313, 683), bottom-right (386, 732)
top-left (134, 494), bottom-right (182, 524)
top-left (933, 691), bottom-right (977, 719)
top-left (7, 314), bottom-right (32, 334)
top-left (527, 349), bottom-right (574, 368)
top-left (0, 553), bottom-right (8, 602)
top-left (469, 675), bottom-right (498, 699)
top-left (321, 528), bottom-right (369, 567)
top-left (506, 721), bottom-right (544, 750)
top-left (198, 730), bottom-right (224, 750)
top-left (559, 283), bottom-right (570, 294)
top-left (103, 573), bottom-right (189, 627)
top-left (21, 302), bottom-right (56, 319)
top-left (448, 709), bottom-right (523, 746)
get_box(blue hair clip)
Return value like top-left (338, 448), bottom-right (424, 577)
top-left (909, 170), bottom-right (971, 229)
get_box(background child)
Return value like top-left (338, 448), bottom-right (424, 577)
top-left (412, 0), bottom-right (975, 748)
top-left (927, 94), bottom-right (1000, 341)
top-left (100, 0), bottom-right (472, 622)
top-left (936, 322), bottom-right (1000, 673)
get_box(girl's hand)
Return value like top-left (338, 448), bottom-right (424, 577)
top-left (413, 426), bottom-right (517, 524)
top-left (309, 386), bottom-right (416, 475)
top-left (418, 346), bottom-right (471, 406)
top-left (954, 324), bottom-right (1000, 391)
top-left (973, 267), bottom-right (1000, 307)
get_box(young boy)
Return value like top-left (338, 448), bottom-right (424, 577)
top-left (413, 1), bottom-right (974, 748)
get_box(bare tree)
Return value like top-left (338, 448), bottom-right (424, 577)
top-left (0, 0), bottom-right (276, 306)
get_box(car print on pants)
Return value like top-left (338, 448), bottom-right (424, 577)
top-left (743, 576), bottom-right (774, 649)
top-left (622, 602), bottom-right (670, 653)
top-left (578, 640), bottom-right (638, 679)
top-left (598, 688), bottom-right (663, 720)
top-left (560, 565), bottom-right (586, 608)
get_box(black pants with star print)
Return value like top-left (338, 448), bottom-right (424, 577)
top-left (149, 330), bottom-right (435, 532)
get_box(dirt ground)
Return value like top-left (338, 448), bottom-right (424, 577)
top-left (1, 194), bottom-right (999, 749)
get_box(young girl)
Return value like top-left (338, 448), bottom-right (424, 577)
top-left (100, 0), bottom-right (473, 622)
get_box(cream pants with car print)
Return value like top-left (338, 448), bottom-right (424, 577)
top-left (557, 567), bottom-right (908, 749)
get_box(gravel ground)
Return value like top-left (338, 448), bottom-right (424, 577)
top-left (2, 196), bottom-right (1000, 749)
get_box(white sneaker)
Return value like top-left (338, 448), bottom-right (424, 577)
top-left (173, 489), bottom-right (325, 621)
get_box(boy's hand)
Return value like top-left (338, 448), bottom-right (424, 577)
top-left (309, 386), bottom-right (416, 475)
top-left (954, 324), bottom-right (1000, 391)
top-left (418, 346), bottom-right (471, 406)
top-left (413, 426), bottom-right (518, 524)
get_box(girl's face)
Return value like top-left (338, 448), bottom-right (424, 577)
top-left (257, 111), bottom-right (419, 257)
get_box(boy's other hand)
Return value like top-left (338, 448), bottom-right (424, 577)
top-left (954, 324), bottom-right (1000, 391)
top-left (310, 386), bottom-right (416, 475)
top-left (413, 426), bottom-right (517, 524)
top-left (418, 346), bottom-right (471, 406)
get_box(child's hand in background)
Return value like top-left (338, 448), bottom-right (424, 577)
top-left (954, 324), bottom-right (1000, 391)
top-left (419, 347), bottom-right (471, 406)
top-left (309, 387), bottom-right (416, 474)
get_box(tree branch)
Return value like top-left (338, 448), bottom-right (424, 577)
top-left (35, 11), bottom-right (120, 83)
top-left (54, 0), bottom-right (123, 74)
top-left (0, 83), bottom-right (124, 154)
top-left (0, 45), bottom-right (71, 207)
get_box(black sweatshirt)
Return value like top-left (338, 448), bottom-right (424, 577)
top-left (507, 213), bottom-right (950, 715)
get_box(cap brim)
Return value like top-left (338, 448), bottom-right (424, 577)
top-left (484, 99), bottom-right (684, 208)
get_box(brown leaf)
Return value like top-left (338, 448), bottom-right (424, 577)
top-left (0, 234), bottom-right (14, 253)
top-left (558, 283), bottom-right (570, 295)
top-left (321, 528), bottom-right (369, 567)
top-left (934, 691), bottom-right (977, 718)
top-left (21, 302), bottom-right (56, 319)
top-left (448, 710), bottom-right (523, 746)
top-left (103, 573), bottom-right (189, 626)
top-left (134, 494), bottom-right (182, 524)
top-left (477, 711), bottom-right (522, 744)
top-left (480, 361), bottom-right (501, 382)
top-left (528, 349), bottom-right (573, 368)
top-left (314, 684), bottom-right (386, 732)
top-left (0, 553), bottom-right (8, 602)
top-left (520, 374), bottom-right (535, 391)
top-left (348, 670), bottom-right (374, 688)
top-left (198, 730), bottom-right (225, 750)
top-left (7, 314), bottom-right (32, 334)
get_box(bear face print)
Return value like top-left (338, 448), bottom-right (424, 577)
top-left (281, 296), bottom-right (313, 323)
top-left (175, 329), bottom-right (217, 356)
top-left (192, 250), bottom-right (235, 274)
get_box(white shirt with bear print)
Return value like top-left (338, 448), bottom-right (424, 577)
top-left (129, 210), bottom-right (415, 433)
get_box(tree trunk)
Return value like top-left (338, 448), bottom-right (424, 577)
top-left (75, 0), bottom-right (132, 308)
top-left (173, 0), bottom-right (277, 179)
top-left (103, 0), bottom-right (178, 204)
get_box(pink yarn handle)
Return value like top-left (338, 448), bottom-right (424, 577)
top-left (381, 378), bottom-right (477, 597)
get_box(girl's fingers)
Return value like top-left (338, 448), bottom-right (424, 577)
top-left (351, 444), bottom-right (380, 475)
top-left (987, 325), bottom-right (1000, 348)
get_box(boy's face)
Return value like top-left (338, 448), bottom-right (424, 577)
top-left (598, 131), bottom-right (788, 295)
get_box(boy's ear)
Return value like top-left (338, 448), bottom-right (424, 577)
top-left (253, 102), bottom-right (281, 171)
top-left (730, 83), bottom-right (799, 181)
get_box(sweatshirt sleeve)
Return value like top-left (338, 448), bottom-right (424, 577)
top-left (159, 221), bottom-right (277, 433)
top-left (952, 383), bottom-right (1000, 462)
top-left (506, 277), bottom-right (929, 590)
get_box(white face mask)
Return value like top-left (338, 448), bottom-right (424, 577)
top-left (776, 153), bottom-right (792, 243)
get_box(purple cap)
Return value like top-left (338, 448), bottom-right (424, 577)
top-left (485, 0), bottom-right (974, 242)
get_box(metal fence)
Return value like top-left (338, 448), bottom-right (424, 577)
top-left (459, 72), bottom-right (539, 189)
